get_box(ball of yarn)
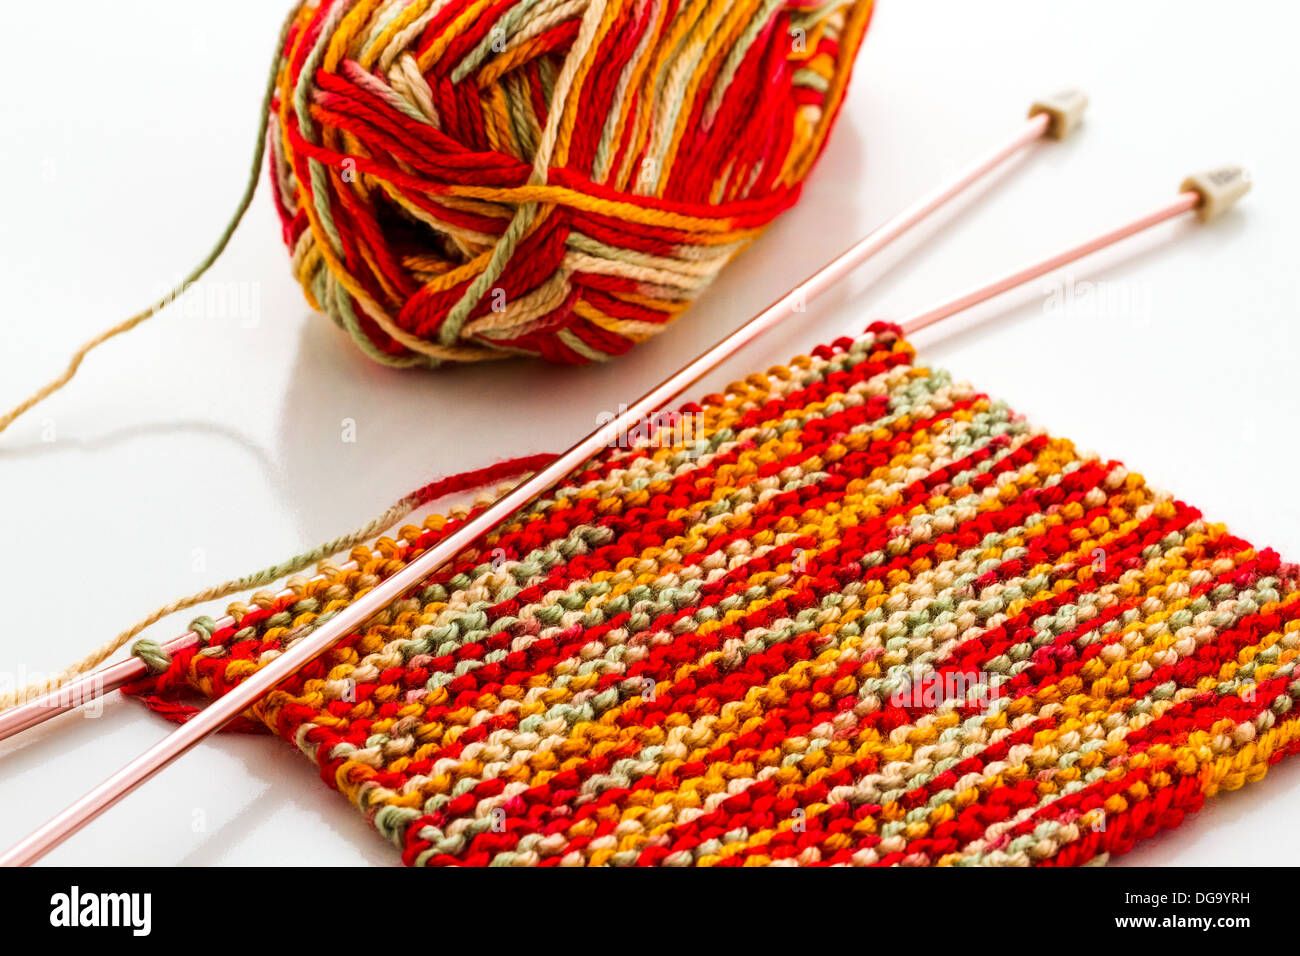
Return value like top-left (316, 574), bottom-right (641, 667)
top-left (268, 0), bottom-right (873, 367)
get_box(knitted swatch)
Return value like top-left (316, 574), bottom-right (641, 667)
top-left (132, 323), bottom-right (1300, 865)
top-left (268, 0), bottom-right (875, 366)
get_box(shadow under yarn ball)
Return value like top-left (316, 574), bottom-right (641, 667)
top-left (268, 0), bottom-right (875, 368)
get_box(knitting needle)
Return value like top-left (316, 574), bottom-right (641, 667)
top-left (17, 155), bottom-right (1179, 748)
top-left (1, 142), bottom-right (1253, 872)
top-left (0, 153), bottom-right (1246, 867)
top-left (899, 166), bottom-right (1249, 336)
top-left (3, 165), bottom-right (1248, 869)
top-left (0, 106), bottom-right (1073, 865)
top-left (0, 99), bottom-right (1077, 751)
top-left (903, 192), bottom-right (1196, 334)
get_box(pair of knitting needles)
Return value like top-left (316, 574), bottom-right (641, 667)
top-left (0, 92), bottom-right (1249, 865)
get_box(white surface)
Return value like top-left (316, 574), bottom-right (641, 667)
top-left (0, 0), bottom-right (1297, 867)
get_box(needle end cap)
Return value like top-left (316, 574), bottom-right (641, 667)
top-left (1181, 166), bottom-right (1251, 222)
top-left (1028, 89), bottom-right (1088, 140)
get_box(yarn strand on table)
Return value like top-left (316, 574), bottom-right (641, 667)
top-left (0, 9), bottom-right (297, 440)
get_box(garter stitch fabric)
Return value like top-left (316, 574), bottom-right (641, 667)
top-left (131, 323), bottom-right (1300, 866)
top-left (268, 0), bottom-right (874, 366)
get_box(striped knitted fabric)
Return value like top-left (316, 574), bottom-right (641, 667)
top-left (267, 0), bottom-right (875, 366)
top-left (134, 323), bottom-right (1300, 865)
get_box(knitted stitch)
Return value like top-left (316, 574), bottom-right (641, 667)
top-left (130, 323), bottom-right (1300, 866)
top-left (269, 0), bottom-right (875, 365)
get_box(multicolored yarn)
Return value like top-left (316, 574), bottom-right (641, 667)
top-left (268, 0), bottom-right (874, 366)
top-left (129, 323), bottom-right (1300, 866)
top-left (0, 0), bottom-right (869, 449)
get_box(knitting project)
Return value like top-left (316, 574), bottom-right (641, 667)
top-left (268, 0), bottom-right (874, 366)
top-left (132, 324), bottom-right (1300, 865)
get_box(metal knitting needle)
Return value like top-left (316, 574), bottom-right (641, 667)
top-left (897, 165), bottom-right (1249, 336)
top-left (0, 159), bottom-right (1253, 874)
top-left (902, 188), bottom-right (1194, 334)
top-left (0, 556), bottom-right (386, 742)
top-left (0, 162), bottom-right (1250, 870)
top-left (0, 99), bottom-right (1078, 752)
top-left (0, 99), bottom-right (1080, 865)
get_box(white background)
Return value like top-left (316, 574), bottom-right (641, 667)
top-left (1, 0), bottom-right (1297, 866)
